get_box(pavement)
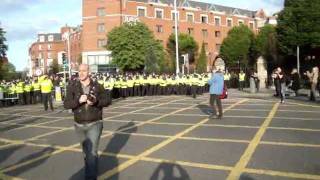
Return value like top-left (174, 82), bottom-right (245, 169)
top-left (0, 89), bottom-right (320, 180)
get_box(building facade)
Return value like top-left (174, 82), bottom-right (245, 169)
top-left (82, 0), bottom-right (271, 69)
top-left (29, 26), bottom-right (82, 76)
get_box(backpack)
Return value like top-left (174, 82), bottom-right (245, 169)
top-left (219, 83), bottom-right (228, 99)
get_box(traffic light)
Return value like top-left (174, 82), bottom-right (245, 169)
top-left (62, 53), bottom-right (67, 64)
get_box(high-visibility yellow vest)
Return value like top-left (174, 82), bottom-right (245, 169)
top-left (224, 73), bottom-right (231, 81)
top-left (239, 73), bottom-right (246, 81)
top-left (8, 85), bottom-right (16, 94)
top-left (127, 80), bottom-right (134, 88)
top-left (40, 79), bottom-right (53, 93)
top-left (32, 82), bottom-right (40, 91)
top-left (16, 82), bottom-right (24, 94)
top-left (24, 84), bottom-right (32, 92)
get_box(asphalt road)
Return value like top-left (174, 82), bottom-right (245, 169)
top-left (0, 89), bottom-right (320, 180)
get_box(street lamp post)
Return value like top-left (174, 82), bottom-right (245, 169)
top-left (174, 0), bottom-right (180, 74)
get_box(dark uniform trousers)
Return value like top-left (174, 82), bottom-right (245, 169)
top-left (42, 93), bottom-right (53, 111)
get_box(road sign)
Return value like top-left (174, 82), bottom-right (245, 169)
top-left (35, 69), bottom-right (42, 76)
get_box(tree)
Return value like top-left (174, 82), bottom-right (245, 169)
top-left (256, 25), bottom-right (281, 72)
top-left (167, 33), bottom-right (198, 69)
top-left (49, 59), bottom-right (60, 74)
top-left (277, 0), bottom-right (320, 57)
top-left (144, 40), bottom-right (165, 73)
top-left (1, 63), bottom-right (17, 80)
top-left (220, 25), bottom-right (255, 67)
top-left (196, 43), bottom-right (207, 73)
top-left (107, 22), bottom-right (165, 71)
top-left (0, 27), bottom-right (8, 80)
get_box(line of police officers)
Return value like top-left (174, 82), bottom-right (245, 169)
top-left (97, 73), bottom-right (211, 103)
top-left (0, 71), bottom-right (248, 108)
top-left (0, 75), bottom-right (58, 110)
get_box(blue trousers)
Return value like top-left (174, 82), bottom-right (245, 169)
top-left (75, 121), bottom-right (103, 180)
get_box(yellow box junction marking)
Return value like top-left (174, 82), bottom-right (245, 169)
top-left (226, 102), bottom-right (280, 180)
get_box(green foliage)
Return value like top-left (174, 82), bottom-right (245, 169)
top-left (1, 63), bottom-right (17, 80)
top-left (0, 28), bottom-right (9, 80)
top-left (220, 25), bottom-right (255, 67)
top-left (167, 33), bottom-right (198, 68)
top-left (107, 22), bottom-right (165, 71)
top-left (277, 0), bottom-right (320, 55)
top-left (255, 25), bottom-right (280, 70)
top-left (196, 43), bottom-right (207, 73)
top-left (49, 59), bottom-right (60, 74)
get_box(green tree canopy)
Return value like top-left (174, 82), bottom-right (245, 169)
top-left (1, 63), bottom-right (17, 80)
top-left (0, 28), bottom-right (9, 80)
top-left (167, 33), bottom-right (198, 68)
top-left (256, 25), bottom-right (280, 70)
top-left (220, 25), bottom-right (255, 67)
top-left (106, 22), bottom-right (165, 71)
top-left (196, 42), bottom-right (207, 73)
top-left (277, 0), bottom-right (320, 56)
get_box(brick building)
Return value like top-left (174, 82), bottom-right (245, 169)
top-left (82, 0), bottom-right (271, 70)
top-left (29, 25), bottom-right (82, 76)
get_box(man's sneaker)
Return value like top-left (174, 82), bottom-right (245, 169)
top-left (209, 114), bottom-right (217, 119)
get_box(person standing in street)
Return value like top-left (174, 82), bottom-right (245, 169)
top-left (238, 70), bottom-right (246, 91)
top-left (64, 64), bottom-right (108, 180)
top-left (40, 75), bottom-right (54, 111)
top-left (275, 67), bottom-right (286, 103)
top-left (305, 66), bottom-right (319, 101)
top-left (208, 67), bottom-right (224, 119)
top-left (289, 68), bottom-right (300, 97)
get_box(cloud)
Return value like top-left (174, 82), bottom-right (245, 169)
top-left (0, 0), bottom-right (43, 15)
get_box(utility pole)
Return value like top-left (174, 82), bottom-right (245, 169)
top-left (174, 0), bottom-right (180, 74)
top-left (297, 45), bottom-right (300, 74)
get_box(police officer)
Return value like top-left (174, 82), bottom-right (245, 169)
top-left (239, 70), bottom-right (246, 91)
top-left (40, 75), bottom-right (54, 111)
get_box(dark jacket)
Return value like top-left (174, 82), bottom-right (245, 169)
top-left (64, 79), bottom-right (109, 124)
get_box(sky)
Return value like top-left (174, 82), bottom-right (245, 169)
top-left (0, 0), bottom-right (284, 71)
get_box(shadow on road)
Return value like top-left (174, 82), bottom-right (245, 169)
top-left (150, 162), bottom-right (191, 180)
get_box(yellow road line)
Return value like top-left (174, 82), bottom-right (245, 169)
top-left (268, 126), bottom-right (320, 132)
top-left (98, 99), bottom-right (248, 179)
top-left (0, 97), bottom-right (199, 173)
top-left (226, 102), bottom-right (280, 180)
top-left (1, 136), bottom-right (320, 180)
top-left (260, 141), bottom-right (320, 148)
top-left (245, 168), bottom-right (320, 180)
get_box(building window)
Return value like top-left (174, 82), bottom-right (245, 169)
top-left (97, 23), bottom-right (105, 33)
top-left (171, 11), bottom-right (179, 21)
top-left (48, 44), bottom-right (51, 50)
top-left (39, 35), bottom-right (45, 42)
top-left (172, 26), bottom-right (179, 33)
top-left (156, 25), bottom-right (163, 33)
top-left (38, 45), bottom-right (42, 50)
top-left (200, 15), bottom-right (208, 24)
top-left (216, 44), bottom-right (221, 52)
top-left (186, 13), bottom-right (194, 23)
top-left (48, 35), bottom-right (54, 42)
top-left (47, 52), bottom-right (52, 59)
top-left (214, 16), bottom-right (221, 26)
top-left (249, 22), bottom-right (254, 29)
top-left (187, 28), bottom-right (194, 35)
top-left (97, 8), bottom-right (106, 16)
top-left (202, 29), bottom-right (208, 38)
top-left (215, 31), bottom-right (221, 38)
top-left (238, 20), bottom-right (244, 25)
top-left (97, 39), bottom-right (107, 48)
top-left (155, 8), bottom-right (163, 19)
top-left (227, 19), bottom-right (233, 27)
top-left (137, 7), bottom-right (146, 17)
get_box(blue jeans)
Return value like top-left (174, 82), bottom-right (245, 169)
top-left (75, 121), bottom-right (103, 180)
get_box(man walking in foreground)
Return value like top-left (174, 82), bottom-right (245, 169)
top-left (208, 67), bottom-right (224, 119)
top-left (64, 64), bottom-right (109, 180)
